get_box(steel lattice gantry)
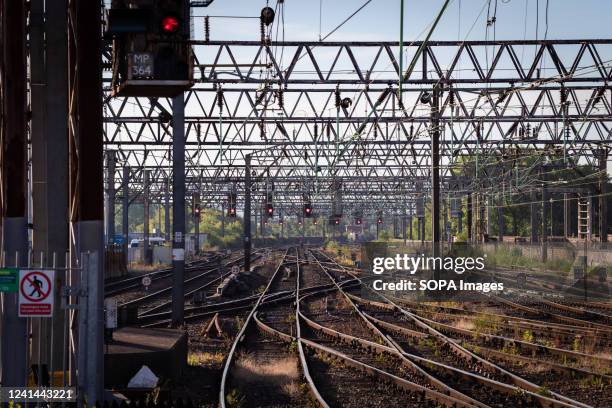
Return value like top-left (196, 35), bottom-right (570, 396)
top-left (102, 39), bottom-right (612, 215)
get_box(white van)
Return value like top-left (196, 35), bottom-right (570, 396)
top-left (129, 237), bottom-right (166, 248)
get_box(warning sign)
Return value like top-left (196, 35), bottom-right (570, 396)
top-left (18, 270), bottom-right (54, 317)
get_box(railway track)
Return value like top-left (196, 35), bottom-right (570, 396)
top-left (118, 251), bottom-right (263, 313)
top-left (387, 295), bottom-right (611, 349)
top-left (310, 249), bottom-right (598, 408)
top-left (307, 251), bottom-right (568, 408)
top-left (104, 253), bottom-right (222, 297)
top-left (218, 249), bottom-right (303, 408)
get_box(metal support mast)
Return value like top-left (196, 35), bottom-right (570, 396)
top-left (122, 167), bottom-right (129, 257)
top-left (244, 155), bottom-right (252, 272)
top-left (430, 85), bottom-right (441, 279)
top-left (171, 94), bottom-right (186, 326)
top-left (0, 0), bottom-right (28, 387)
top-left (67, 0), bottom-right (105, 402)
top-left (599, 148), bottom-right (608, 242)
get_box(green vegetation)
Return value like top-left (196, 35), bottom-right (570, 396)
top-left (288, 340), bottom-right (298, 354)
top-left (117, 205), bottom-right (243, 249)
top-left (483, 245), bottom-right (573, 273)
top-left (537, 386), bottom-right (552, 397)
top-left (323, 240), bottom-right (354, 266)
top-left (226, 388), bottom-right (245, 408)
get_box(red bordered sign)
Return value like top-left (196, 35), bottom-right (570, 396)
top-left (18, 270), bottom-right (54, 317)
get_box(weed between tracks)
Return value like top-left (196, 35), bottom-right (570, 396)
top-left (187, 352), bottom-right (225, 367)
top-left (233, 352), bottom-right (301, 396)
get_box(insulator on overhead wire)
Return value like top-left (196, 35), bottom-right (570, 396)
top-left (204, 16), bottom-right (210, 42)
top-left (260, 18), bottom-right (266, 44)
top-left (216, 88), bottom-right (224, 113)
top-left (277, 89), bottom-right (284, 109)
top-left (560, 86), bottom-right (568, 105)
top-left (255, 85), bottom-right (268, 105)
top-left (334, 86), bottom-right (341, 108)
top-left (593, 87), bottom-right (605, 105)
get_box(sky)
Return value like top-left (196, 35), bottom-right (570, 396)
top-left (193, 0), bottom-right (612, 43)
top-left (104, 1), bottom-right (612, 175)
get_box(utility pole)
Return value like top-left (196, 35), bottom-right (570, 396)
top-left (143, 170), bottom-right (150, 264)
top-left (0, 0), bottom-right (28, 387)
top-left (244, 155), bottom-right (252, 272)
top-left (431, 85), bottom-right (441, 279)
top-left (67, 0), bottom-right (105, 401)
top-left (409, 215), bottom-right (413, 240)
top-left (164, 177), bottom-right (170, 242)
top-left (106, 151), bottom-right (116, 245)
top-left (467, 193), bottom-right (473, 242)
top-left (563, 193), bottom-right (570, 238)
top-left (221, 203), bottom-right (225, 238)
top-left (599, 148), bottom-right (608, 243)
top-left (498, 192), bottom-right (504, 242)
top-left (530, 189), bottom-right (539, 244)
top-left (171, 94), bottom-right (186, 326)
top-left (193, 193), bottom-right (200, 254)
top-left (541, 184), bottom-right (548, 262)
top-left (122, 167), bottom-right (130, 257)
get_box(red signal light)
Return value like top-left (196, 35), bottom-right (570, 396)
top-left (377, 218), bottom-right (383, 224)
top-left (335, 219), bottom-right (340, 225)
top-left (356, 218), bottom-right (362, 225)
top-left (161, 16), bottom-right (180, 33)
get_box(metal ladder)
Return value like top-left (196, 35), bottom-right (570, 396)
top-left (577, 197), bottom-right (591, 240)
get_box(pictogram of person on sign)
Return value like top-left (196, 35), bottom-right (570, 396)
top-left (28, 274), bottom-right (44, 298)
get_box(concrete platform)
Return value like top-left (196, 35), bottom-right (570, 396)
top-left (104, 327), bottom-right (187, 388)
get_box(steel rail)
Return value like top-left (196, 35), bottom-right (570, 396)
top-left (491, 294), bottom-right (612, 331)
top-left (118, 251), bottom-right (262, 310)
top-left (104, 254), bottom-right (222, 296)
top-left (349, 291), bottom-right (612, 379)
top-left (388, 294), bottom-right (611, 343)
top-left (312, 249), bottom-right (591, 408)
top-left (218, 249), bottom-right (289, 408)
top-left (294, 246), bottom-right (331, 408)
top-left (304, 252), bottom-right (488, 408)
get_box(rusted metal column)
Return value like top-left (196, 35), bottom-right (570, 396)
top-left (67, 0), bottom-right (105, 402)
top-left (0, 0), bottom-right (28, 387)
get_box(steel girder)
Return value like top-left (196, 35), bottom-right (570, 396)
top-left (103, 39), bottom-right (612, 209)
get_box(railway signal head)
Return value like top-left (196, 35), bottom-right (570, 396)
top-left (377, 217), bottom-right (383, 224)
top-left (355, 217), bottom-right (362, 225)
top-left (304, 203), bottom-right (313, 217)
top-left (227, 192), bottom-right (237, 217)
top-left (160, 15), bottom-right (180, 34)
top-left (106, 0), bottom-right (193, 96)
top-left (266, 204), bottom-right (274, 217)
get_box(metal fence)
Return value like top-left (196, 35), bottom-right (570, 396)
top-left (0, 250), bottom-right (99, 407)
